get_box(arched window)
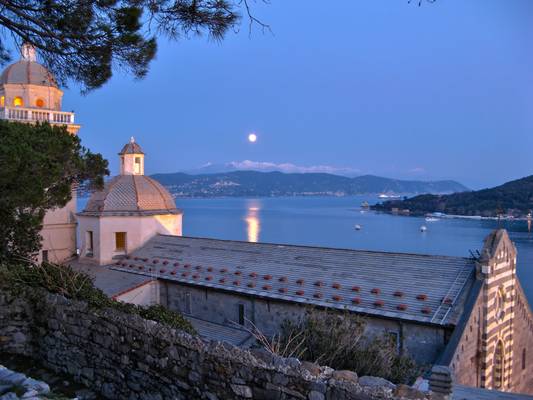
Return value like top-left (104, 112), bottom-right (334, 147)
top-left (493, 340), bottom-right (504, 389)
top-left (13, 96), bottom-right (23, 107)
top-left (35, 98), bottom-right (45, 108)
top-left (0, 95), bottom-right (4, 107)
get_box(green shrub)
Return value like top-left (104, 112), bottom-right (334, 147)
top-left (0, 262), bottom-right (195, 335)
top-left (271, 307), bottom-right (423, 384)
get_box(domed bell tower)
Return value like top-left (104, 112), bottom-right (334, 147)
top-left (120, 137), bottom-right (145, 175)
top-left (77, 138), bottom-right (183, 265)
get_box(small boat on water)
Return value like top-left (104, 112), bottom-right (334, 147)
top-left (378, 193), bottom-right (401, 199)
top-left (425, 217), bottom-right (439, 222)
top-left (361, 201), bottom-right (370, 208)
top-left (355, 224), bottom-right (362, 231)
top-left (420, 225), bottom-right (427, 232)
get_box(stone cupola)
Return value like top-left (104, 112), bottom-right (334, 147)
top-left (119, 137), bottom-right (145, 175)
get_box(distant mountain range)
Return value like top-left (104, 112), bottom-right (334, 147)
top-left (183, 161), bottom-right (360, 176)
top-left (150, 170), bottom-right (468, 198)
top-left (372, 175), bottom-right (533, 217)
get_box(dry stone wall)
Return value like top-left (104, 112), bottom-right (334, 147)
top-left (0, 287), bottom-right (430, 400)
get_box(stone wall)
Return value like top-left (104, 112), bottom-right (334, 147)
top-left (0, 291), bottom-right (33, 356)
top-left (0, 287), bottom-right (430, 400)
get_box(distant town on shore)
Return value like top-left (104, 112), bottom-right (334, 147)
top-left (149, 170), bottom-right (467, 198)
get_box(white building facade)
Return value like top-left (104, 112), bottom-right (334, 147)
top-left (77, 138), bottom-right (182, 265)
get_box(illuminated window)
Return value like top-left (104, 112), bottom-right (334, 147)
top-left (35, 98), bottom-right (45, 108)
top-left (115, 232), bottom-right (126, 251)
top-left (0, 96), bottom-right (4, 107)
top-left (13, 97), bottom-right (23, 107)
top-left (134, 157), bottom-right (141, 174)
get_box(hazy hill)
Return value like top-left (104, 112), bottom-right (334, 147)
top-left (150, 171), bottom-right (468, 198)
top-left (372, 175), bottom-right (533, 217)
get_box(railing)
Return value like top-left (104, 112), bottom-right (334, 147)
top-left (0, 106), bottom-right (75, 125)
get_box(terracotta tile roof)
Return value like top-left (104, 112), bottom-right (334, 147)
top-left (0, 60), bottom-right (57, 87)
top-left (78, 175), bottom-right (181, 217)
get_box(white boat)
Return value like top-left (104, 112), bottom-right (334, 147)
top-left (355, 224), bottom-right (362, 231)
top-left (420, 225), bottom-right (427, 232)
top-left (378, 193), bottom-right (401, 199)
top-left (425, 217), bottom-right (439, 222)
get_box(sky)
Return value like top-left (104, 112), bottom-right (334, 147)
top-left (52, 1), bottom-right (533, 189)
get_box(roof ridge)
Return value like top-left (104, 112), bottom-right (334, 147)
top-left (153, 233), bottom-right (474, 261)
top-left (101, 175), bottom-right (121, 210)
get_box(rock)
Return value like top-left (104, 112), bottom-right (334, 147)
top-left (230, 384), bottom-right (253, 398)
top-left (21, 378), bottom-right (49, 395)
top-left (188, 371), bottom-right (202, 383)
top-left (1, 372), bottom-right (26, 386)
top-left (358, 376), bottom-right (396, 390)
top-left (300, 361), bottom-right (321, 376)
top-left (21, 389), bottom-right (38, 398)
top-left (412, 377), bottom-right (429, 392)
top-left (309, 381), bottom-right (327, 394)
top-left (0, 386), bottom-right (13, 396)
top-left (394, 384), bottom-right (426, 399)
top-left (308, 390), bottom-right (325, 400)
top-left (75, 388), bottom-right (98, 400)
top-left (0, 393), bottom-right (18, 400)
top-left (252, 386), bottom-right (281, 400)
top-left (331, 370), bottom-right (358, 383)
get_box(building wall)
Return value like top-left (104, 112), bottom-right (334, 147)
top-left (445, 283), bottom-right (484, 388)
top-left (444, 230), bottom-right (533, 395)
top-left (39, 191), bottom-right (77, 264)
top-left (510, 282), bottom-right (533, 393)
top-left (78, 214), bottom-right (182, 265)
top-left (1, 83), bottom-right (63, 110)
top-left (477, 232), bottom-right (517, 391)
top-left (161, 280), bottom-right (448, 365)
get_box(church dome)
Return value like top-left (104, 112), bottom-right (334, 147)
top-left (0, 44), bottom-right (57, 87)
top-left (80, 175), bottom-right (181, 216)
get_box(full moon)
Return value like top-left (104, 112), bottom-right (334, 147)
top-left (248, 133), bottom-right (257, 143)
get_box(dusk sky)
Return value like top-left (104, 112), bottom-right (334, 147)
top-left (55, 0), bottom-right (533, 189)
